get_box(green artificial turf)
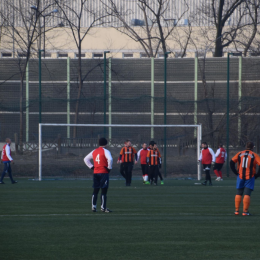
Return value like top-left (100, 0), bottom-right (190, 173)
top-left (1, 178), bottom-right (260, 260)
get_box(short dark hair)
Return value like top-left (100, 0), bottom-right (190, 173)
top-left (99, 137), bottom-right (107, 146)
top-left (149, 141), bottom-right (155, 146)
top-left (246, 141), bottom-right (254, 150)
top-left (202, 142), bottom-right (207, 145)
top-left (125, 139), bottom-right (130, 143)
top-left (219, 143), bottom-right (223, 147)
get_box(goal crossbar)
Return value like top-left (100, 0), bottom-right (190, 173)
top-left (38, 123), bottom-right (202, 181)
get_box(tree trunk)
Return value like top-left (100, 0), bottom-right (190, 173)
top-left (214, 0), bottom-right (225, 57)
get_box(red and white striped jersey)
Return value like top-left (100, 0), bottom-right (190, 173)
top-left (1, 144), bottom-right (13, 162)
top-left (215, 148), bottom-right (227, 164)
top-left (199, 147), bottom-right (215, 164)
top-left (84, 147), bottom-right (113, 174)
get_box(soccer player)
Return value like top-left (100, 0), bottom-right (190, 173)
top-left (117, 142), bottom-right (127, 180)
top-left (230, 141), bottom-right (260, 216)
top-left (84, 137), bottom-right (113, 213)
top-left (0, 138), bottom-right (17, 184)
top-left (147, 142), bottom-right (162, 186)
top-left (199, 142), bottom-right (215, 186)
top-left (137, 143), bottom-right (150, 184)
top-left (154, 143), bottom-right (164, 185)
top-left (214, 144), bottom-right (227, 181)
top-left (119, 140), bottom-right (137, 186)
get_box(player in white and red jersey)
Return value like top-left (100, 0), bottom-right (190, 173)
top-left (84, 137), bottom-right (113, 213)
top-left (0, 138), bottom-right (17, 184)
top-left (137, 143), bottom-right (150, 184)
top-left (199, 142), bottom-right (215, 186)
top-left (214, 144), bottom-right (227, 181)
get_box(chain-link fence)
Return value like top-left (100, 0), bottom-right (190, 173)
top-left (1, 57), bottom-right (260, 178)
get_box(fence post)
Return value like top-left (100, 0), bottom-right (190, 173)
top-left (108, 58), bottom-right (112, 142)
top-left (151, 57), bottom-right (154, 139)
top-left (67, 57), bottom-right (70, 140)
top-left (26, 62), bottom-right (29, 143)
top-left (238, 56), bottom-right (242, 145)
top-left (14, 133), bottom-right (18, 155)
top-left (194, 53), bottom-right (198, 138)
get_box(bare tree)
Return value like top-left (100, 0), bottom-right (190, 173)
top-left (194, 0), bottom-right (246, 57)
top-left (102, 0), bottom-right (190, 57)
top-left (54, 0), bottom-right (109, 138)
top-left (235, 0), bottom-right (260, 56)
top-left (0, 0), bottom-right (49, 151)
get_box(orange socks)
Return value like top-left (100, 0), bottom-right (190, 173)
top-left (235, 195), bottom-right (242, 211)
top-left (243, 195), bottom-right (251, 213)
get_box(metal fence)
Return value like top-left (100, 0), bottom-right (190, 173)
top-left (1, 57), bottom-right (260, 178)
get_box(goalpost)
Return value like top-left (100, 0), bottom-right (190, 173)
top-left (38, 124), bottom-right (202, 181)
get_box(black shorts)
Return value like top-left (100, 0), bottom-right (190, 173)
top-left (141, 164), bottom-right (148, 175)
top-left (213, 163), bottom-right (224, 171)
top-left (93, 173), bottom-right (109, 189)
top-left (203, 164), bottom-right (211, 171)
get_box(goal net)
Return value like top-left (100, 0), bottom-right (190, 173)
top-left (38, 124), bottom-right (202, 181)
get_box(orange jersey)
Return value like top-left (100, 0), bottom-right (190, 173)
top-left (147, 149), bottom-right (161, 165)
top-left (232, 150), bottom-right (260, 180)
top-left (120, 146), bottom-right (137, 162)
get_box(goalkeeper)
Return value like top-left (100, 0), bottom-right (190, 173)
top-left (84, 137), bottom-right (113, 213)
top-left (230, 142), bottom-right (260, 216)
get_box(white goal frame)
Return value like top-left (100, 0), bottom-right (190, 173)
top-left (38, 124), bottom-right (202, 181)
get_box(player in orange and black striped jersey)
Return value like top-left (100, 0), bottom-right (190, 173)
top-left (119, 140), bottom-right (137, 186)
top-left (154, 143), bottom-right (164, 185)
top-left (230, 141), bottom-right (260, 216)
top-left (147, 141), bottom-right (162, 185)
top-left (117, 142), bottom-right (127, 180)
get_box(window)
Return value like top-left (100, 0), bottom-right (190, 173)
top-left (196, 51), bottom-right (205, 58)
top-left (75, 53), bottom-right (86, 58)
top-left (140, 53), bottom-right (148, 58)
top-left (44, 52), bottom-right (52, 58)
top-left (93, 53), bottom-right (103, 58)
top-left (250, 52), bottom-right (260, 57)
top-left (123, 53), bottom-right (133, 58)
top-left (157, 53), bottom-right (164, 58)
top-left (18, 52), bottom-right (27, 58)
top-left (174, 52), bottom-right (185, 58)
top-left (1, 52), bottom-right (12, 58)
top-left (58, 53), bottom-right (68, 58)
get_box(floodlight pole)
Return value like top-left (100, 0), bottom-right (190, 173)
top-left (104, 51), bottom-right (110, 137)
top-left (164, 52), bottom-right (170, 177)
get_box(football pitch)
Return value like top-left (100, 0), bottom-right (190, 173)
top-left (1, 178), bottom-right (260, 260)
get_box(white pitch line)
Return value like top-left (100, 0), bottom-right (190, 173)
top-left (0, 213), bottom-right (235, 217)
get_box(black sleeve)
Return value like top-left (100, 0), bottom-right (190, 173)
top-left (119, 155), bottom-right (122, 160)
top-left (230, 160), bottom-right (238, 176)
top-left (255, 167), bottom-right (260, 180)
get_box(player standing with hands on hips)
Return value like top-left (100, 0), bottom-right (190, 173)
top-left (199, 142), bottom-right (215, 186)
top-left (230, 142), bottom-right (260, 216)
top-left (214, 144), bottom-right (227, 181)
top-left (0, 138), bottom-right (17, 184)
top-left (84, 138), bottom-right (113, 213)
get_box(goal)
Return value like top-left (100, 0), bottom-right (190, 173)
top-left (38, 124), bottom-right (202, 181)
